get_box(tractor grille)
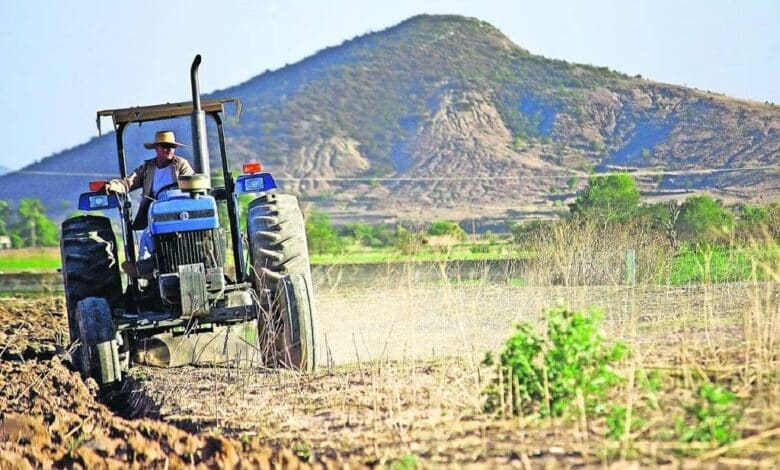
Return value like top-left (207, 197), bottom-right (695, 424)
top-left (154, 228), bottom-right (226, 275)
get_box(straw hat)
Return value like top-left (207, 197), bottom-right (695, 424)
top-left (144, 130), bottom-right (187, 149)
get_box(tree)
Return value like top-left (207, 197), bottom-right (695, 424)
top-left (11, 198), bottom-right (59, 247)
top-left (570, 173), bottom-right (640, 225)
top-left (0, 200), bottom-right (9, 236)
top-left (344, 222), bottom-right (396, 247)
top-left (675, 195), bottom-right (734, 244)
top-left (305, 210), bottom-right (343, 254)
top-left (427, 220), bottom-right (467, 241)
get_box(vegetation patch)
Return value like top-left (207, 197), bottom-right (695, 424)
top-left (483, 305), bottom-right (627, 418)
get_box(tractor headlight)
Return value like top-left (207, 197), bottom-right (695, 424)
top-left (89, 195), bottom-right (110, 209)
top-left (78, 191), bottom-right (119, 211)
top-left (235, 173), bottom-right (277, 194)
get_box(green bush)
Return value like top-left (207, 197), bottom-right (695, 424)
top-left (394, 226), bottom-right (424, 255)
top-left (606, 404), bottom-right (647, 441)
top-left (675, 196), bottom-right (734, 245)
top-left (734, 203), bottom-right (780, 242)
top-left (343, 222), bottom-right (396, 248)
top-left (427, 220), bottom-right (467, 241)
top-left (305, 210), bottom-right (344, 254)
top-left (676, 383), bottom-right (741, 446)
top-left (483, 305), bottom-right (627, 417)
top-left (509, 219), bottom-right (557, 244)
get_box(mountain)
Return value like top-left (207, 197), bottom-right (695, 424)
top-left (1, 14), bottom-right (778, 226)
top-left (0, 165), bottom-right (9, 176)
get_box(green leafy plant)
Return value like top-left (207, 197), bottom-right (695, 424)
top-left (292, 440), bottom-right (314, 462)
top-left (389, 454), bottom-right (419, 470)
top-left (483, 305), bottom-right (627, 418)
top-left (676, 383), bottom-right (741, 446)
top-left (606, 404), bottom-right (647, 441)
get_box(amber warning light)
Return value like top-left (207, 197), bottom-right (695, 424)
top-left (89, 180), bottom-right (108, 192)
top-left (243, 162), bottom-right (262, 174)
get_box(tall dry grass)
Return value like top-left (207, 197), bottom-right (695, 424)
top-left (517, 218), bottom-right (674, 286)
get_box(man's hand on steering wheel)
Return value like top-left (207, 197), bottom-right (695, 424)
top-left (105, 180), bottom-right (124, 194)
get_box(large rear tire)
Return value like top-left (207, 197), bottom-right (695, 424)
top-left (76, 297), bottom-right (122, 387)
top-left (247, 193), bottom-right (312, 283)
top-left (61, 215), bottom-right (123, 344)
top-left (248, 193), bottom-right (317, 371)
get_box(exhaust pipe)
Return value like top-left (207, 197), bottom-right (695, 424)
top-left (190, 55), bottom-right (210, 177)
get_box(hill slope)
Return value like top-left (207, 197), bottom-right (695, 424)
top-left (1, 14), bottom-right (778, 224)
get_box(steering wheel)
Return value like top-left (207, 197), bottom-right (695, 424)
top-left (154, 182), bottom-right (179, 199)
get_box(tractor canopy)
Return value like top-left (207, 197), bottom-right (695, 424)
top-left (96, 98), bottom-right (241, 133)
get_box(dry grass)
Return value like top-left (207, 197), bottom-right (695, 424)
top-left (517, 218), bottom-right (674, 286)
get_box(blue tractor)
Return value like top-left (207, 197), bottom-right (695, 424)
top-left (60, 56), bottom-right (317, 387)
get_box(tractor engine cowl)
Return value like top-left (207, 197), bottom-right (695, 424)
top-left (148, 191), bottom-right (218, 235)
top-left (148, 190), bottom-right (226, 314)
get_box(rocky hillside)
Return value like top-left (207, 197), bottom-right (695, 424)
top-left (1, 14), bottom-right (778, 225)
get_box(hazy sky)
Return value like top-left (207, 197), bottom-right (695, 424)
top-left (1, 0), bottom-right (777, 171)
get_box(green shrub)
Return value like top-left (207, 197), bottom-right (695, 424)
top-left (305, 210), bottom-right (344, 254)
top-left (675, 196), bottom-right (734, 245)
top-left (343, 222), bottom-right (396, 248)
top-left (606, 404), bottom-right (647, 441)
top-left (394, 226), bottom-right (424, 255)
top-left (483, 305), bottom-right (627, 417)
top-left (676, 383), bottom-right (741, 446)
top-left (427, 220), bottom-right (467, 241)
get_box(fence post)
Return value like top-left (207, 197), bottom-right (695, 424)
top-left (625, 248), bottom-right (636, 285)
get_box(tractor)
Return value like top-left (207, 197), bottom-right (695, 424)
top-left (60, 55), bottom-right (317, 388)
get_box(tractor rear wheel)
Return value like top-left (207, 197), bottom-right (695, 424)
top-left (248, 193), bottom-right (317, 371)
top-left (247, 193), bottom-right (312, 283)
top-left (60, 216), bottom-right (123, 367)
top-left (76, 297), bottom-right (122, 387)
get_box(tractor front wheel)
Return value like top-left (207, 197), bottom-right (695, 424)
top-left (76, 297), bottom-right (122, 387)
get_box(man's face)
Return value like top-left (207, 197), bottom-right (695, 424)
top-left (155, 144), bottom-right (176, 164)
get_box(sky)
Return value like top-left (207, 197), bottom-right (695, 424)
top-left (0, 0), bottom-right (777, 171)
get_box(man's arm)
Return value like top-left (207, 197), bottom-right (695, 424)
top-left (177, 157), bottom-right (195, 178)
top-left (107, 162), bottom-right (146, 194)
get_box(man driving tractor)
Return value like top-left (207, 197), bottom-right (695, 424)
top-left (106, 130), bottom-right (194, 274)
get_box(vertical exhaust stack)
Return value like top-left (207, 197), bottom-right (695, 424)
top-left (190, 55), bottom-right (210, 178)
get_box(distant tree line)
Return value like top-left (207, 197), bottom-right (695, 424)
top-left (304, 173), bottom-right (779, 258)
top-left (553, 173), bottom-right (779, 247)
top-left (304, 211), bottom-right (468, 255)
top-left (0, 198), bottom-right (59, 247)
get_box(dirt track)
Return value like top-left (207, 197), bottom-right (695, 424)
top-left (1, 281), bottom-right (779, 467)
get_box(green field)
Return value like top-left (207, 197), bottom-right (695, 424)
top-left (0, 244), bottom-right (526, 272)
top-left (0, 248), bottom-right (61, 272)
top-left (1, 243), bottom-right (777, 287)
